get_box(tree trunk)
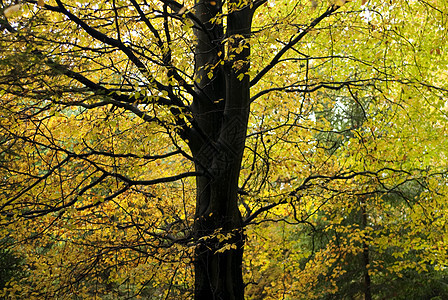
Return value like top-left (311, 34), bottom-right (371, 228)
top-left (189, 1), bottom-right (254, 299)
top-left (361, 201), bottom-right (372, 300)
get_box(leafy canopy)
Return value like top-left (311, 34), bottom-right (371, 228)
top-left (0, 0), bottom-right (448, 299)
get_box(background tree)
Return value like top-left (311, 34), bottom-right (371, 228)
top-left (1, 0), bottom-right (448, 299)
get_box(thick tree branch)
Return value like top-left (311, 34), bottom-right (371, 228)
top-left (245, 168), bottom-right (414, 224)
top-left (250, 5), bottom-right (339, 87)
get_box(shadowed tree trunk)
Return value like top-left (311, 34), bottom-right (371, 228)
top-left (189, 1), bottom-right (256, 299)
top-left (361, 200), bottom-right (372, 300)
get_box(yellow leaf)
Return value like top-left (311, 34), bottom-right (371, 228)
top-left (178, 6), bottom-right (187, 15)
top-left (334, 0), bottom-right (346, 6)
top-left (4, 4), bottom-right (21, 17)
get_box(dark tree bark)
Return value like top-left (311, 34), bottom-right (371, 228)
top-left (189, 1), bottom-right (255, 299)
top-left (361, 200), bottom-right (372, 300)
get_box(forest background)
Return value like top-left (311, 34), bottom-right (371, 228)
top-left (1, 0), bottom-right (448, 299)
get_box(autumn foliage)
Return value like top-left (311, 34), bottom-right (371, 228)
top-left (1, 0), bottom-right (448, 299)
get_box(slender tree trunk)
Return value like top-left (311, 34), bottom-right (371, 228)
top-left (361, 202), bottom-right (372, 300)
top-left (189, 1), bottom-right (254, 299)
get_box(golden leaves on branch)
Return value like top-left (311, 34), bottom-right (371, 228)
top-left (309, 0), bottom-right (368, 9)
top-left (334, 0), bottom-right (347, 6)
